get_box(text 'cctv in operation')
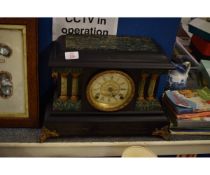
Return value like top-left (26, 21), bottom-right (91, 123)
top-left (61, 18), bottom-right (109, 36)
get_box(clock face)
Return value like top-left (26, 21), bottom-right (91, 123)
top-left (86, 70), bottom-right (135, 111)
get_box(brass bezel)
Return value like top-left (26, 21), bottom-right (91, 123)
top-left (86, 70), bottom-right (135, 111)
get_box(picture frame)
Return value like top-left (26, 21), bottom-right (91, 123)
top-left (0, 18), bottom-right (39, 127)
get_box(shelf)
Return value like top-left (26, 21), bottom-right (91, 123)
top-left (1, 140), bottom-right (210, 157)
top-left (0, 128), bottom-right (210, 157)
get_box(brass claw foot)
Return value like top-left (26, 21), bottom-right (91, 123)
top-left (40, 127), bottom-right (59, 143)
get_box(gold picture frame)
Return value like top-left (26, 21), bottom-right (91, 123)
top-left (0, 18), bottom-right (39, 127)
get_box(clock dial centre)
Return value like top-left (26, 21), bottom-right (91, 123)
top-left (100, 81), bottom-right (120, 97)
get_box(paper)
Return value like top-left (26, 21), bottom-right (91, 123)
top-left (53, 17), bottom-right (118, 40)
top-left (65, 51), bottom-right (79, 60)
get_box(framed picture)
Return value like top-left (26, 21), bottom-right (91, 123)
top-left (0, 18), bottom-right (39, 127)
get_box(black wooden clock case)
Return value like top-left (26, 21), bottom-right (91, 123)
top-left (41, 35), bottom-right (174, 141)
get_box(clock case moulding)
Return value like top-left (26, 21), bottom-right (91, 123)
top-left (41, 35), bottom-right (175, 142)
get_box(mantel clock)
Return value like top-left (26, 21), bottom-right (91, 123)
top-left (41, 35), bottom-right (174, 142)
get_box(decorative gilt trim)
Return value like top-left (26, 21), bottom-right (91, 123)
top-left (40, 127), bottom-right (59, 143)
top-left (152, 125), bottom-right (171, 140)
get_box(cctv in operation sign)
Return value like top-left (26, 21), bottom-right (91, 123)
top-left (53, 17), bottom-right (119, 40)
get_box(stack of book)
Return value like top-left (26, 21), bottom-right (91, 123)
top-left (163, 87), bottom-right (210, 135)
